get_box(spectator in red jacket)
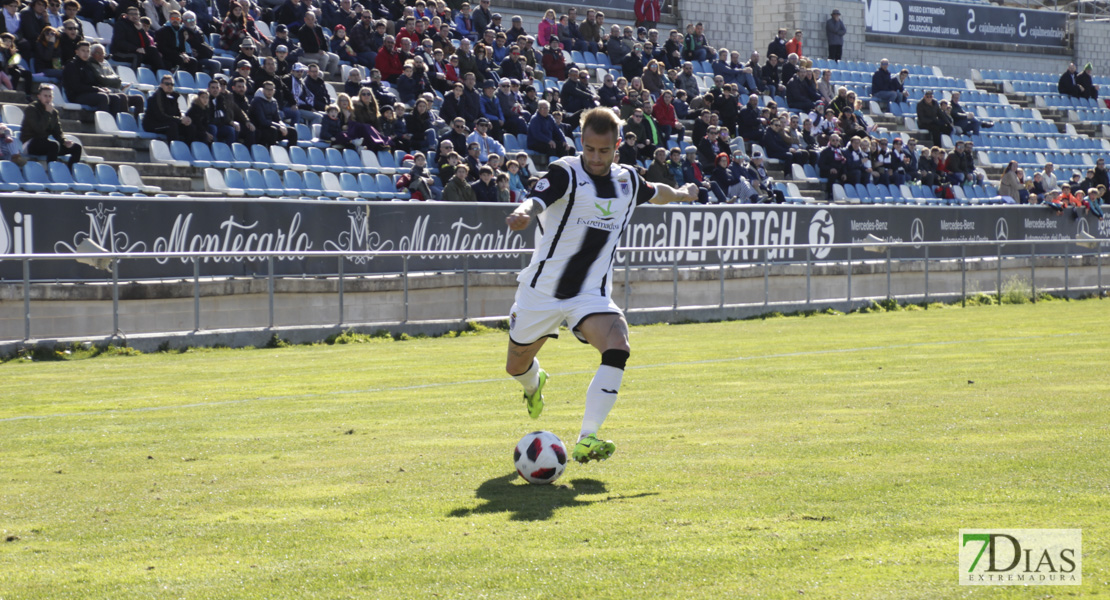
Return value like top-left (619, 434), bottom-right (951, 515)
top-left (652, 89), bottom-right (684, 147)
top-left (785, 30), bottom-right (803, 58)
top-left (375, 35), bottom-right (403, 82)
top-left (634, 0), bottom-right (659, 31)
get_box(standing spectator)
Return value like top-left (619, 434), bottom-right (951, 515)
top-left (19, 84), bottom-right (82, 165)
top-left (634, 0), bottom-right (659, 31)
top-left (1094, 157), bottom-right (1109, 190)
top-left (825, 9), bottom-right (845, 61)
top-left (785, 30), bottom-right (802, 58)
top-left (143, 74), bottom-right (191, 139)
top-left (250, 79), bottom-right (298, 145)
top-left (767, 28), bottom-right (787, 61)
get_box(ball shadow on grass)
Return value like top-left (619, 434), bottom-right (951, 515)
top-left (449, 473), bottom-right (657, 522)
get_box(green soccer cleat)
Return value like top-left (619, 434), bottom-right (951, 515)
top-left (572, 433), bottom-right (616, 464)
top-left (523, 369), bottom-right (547, 419)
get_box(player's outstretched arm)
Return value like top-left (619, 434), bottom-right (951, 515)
top-left (649, 182), bottom-right (700, 205)
top-left (506, 198), bottom-right (543, 230)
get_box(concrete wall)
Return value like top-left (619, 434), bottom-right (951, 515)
top-left (679, 0), bottom-right (754, 61)
top-left (867, 43), bottom-right (1065, 80)
top-left (1076, 19), bottom-right (1110, 79)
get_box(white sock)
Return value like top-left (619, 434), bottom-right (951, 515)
top-left (580, 365), bottom-right (623, 440)
top-left (512, 358), bottom-right (541, 395)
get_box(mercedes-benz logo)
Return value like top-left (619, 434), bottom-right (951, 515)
top-left (1077, 218), bottom-right (1090, 237)
top-left (995, 218), bottom-right (1009, 241)
top-left (910, 218), bottom-right (924, 248)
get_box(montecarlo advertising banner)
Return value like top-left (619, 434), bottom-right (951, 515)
top-left (0, 196), bottom-right (1106, 281)
top-left (866, 0), bottom-right (1068, 48)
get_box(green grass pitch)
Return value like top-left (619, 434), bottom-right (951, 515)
top-left (1, 300), bottom-right (1107, 599)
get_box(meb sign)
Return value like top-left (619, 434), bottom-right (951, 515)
top-left (866, 0), bottom-right (1068, 48)
top-left (960, 529), bottom-right (1081, 585)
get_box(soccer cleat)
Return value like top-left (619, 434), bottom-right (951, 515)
top-left (523, 369), bottom-right (547, 419)
top-left (572, 433), bottom-right (616, 464)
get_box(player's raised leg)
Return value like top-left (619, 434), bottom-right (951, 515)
top-left (571, 313), bottom-right (628, 463)
top-left (506, 337), bottom-right (549, 419)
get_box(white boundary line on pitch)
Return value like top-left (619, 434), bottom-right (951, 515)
top-left (0, 332), bottom-right (1085, 423)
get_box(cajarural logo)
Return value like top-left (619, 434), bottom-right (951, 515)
top-left (960, 529), bottom-right (1081, 585)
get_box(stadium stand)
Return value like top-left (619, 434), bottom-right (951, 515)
top-left (0, 0), bottom-right (1106, 208)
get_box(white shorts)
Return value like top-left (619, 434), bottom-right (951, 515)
top-left (508, 285), bottom-right (623, 346)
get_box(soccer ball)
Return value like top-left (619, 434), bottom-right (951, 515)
top-left (514, 431), bottom-right (567, 485)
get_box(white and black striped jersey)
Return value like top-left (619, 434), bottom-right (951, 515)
top-left (517, 156), bottom-right (658, 299)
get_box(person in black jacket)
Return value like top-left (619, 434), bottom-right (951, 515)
top-left (249, 79), bottom-right (298, 146)
top-left (110, 6), bottom-right (163, 70)
top-left (62, 41), bottom-right (122, 112)
top-left (1076, 63), bottom-right (1100, 100)
top-left (154, 10), bottom-right (202, 74)
top-left (295, 10), bottom-right (339, 76)
top-left (19, 84), bottom-right (83, 165)
top-left (143, 74), bottom-right (190, 139)
top-left (1058, 63), bottom-right (1082, 98)
top-left (184, 89), bottom-right (213, 144)
top-left (18, 0), bottom-right (49, 56)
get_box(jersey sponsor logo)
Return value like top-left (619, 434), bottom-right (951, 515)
top-left (576, 217), bottom-right (622, 231)
top-left (534, 178), bottom-right (550, 192)
top-left (594, 200), bottom-right (616, 218)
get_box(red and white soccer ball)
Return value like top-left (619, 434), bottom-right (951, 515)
top-left (514, 431), bottom-right (567, 485)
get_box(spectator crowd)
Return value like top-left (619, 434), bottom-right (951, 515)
top-left (0, 0), bottom-right (1104, 212)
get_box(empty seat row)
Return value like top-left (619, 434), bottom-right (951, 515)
top-left (205, 168), bottom-right (409, 200)
top-left (151, 140), bottom-right (412, 175)
top-left (0, 161), bottom-right (157, 195)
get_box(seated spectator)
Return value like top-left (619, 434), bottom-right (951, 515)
top-left (1059, 63), bottom-right (1086, 99)
top-left (0, 121), bottom-right (25, 165)
top-left (63, 40), bottom-right (130, 114)
top-left (949, 90), bottom-right (984, 136)
top-left (143, 74), bottom-right (192, 140)
top-left (20, 84), bottom-right (82, 165)
top-left (916, 90), bottom-right (951, 147)
top-left (683, 21), bottom-right (711, 62)
top-left (541, 36), bottom-right (568, 82)
top-left (526, 99), bottom-right (573, 157)
top-left (111, 6), bottom-right (164, 70)
top-left (680, 144), bottom-right (726, 203)
top-left (184, 89), bottom-right (214, 144)
top-left (785, 68), bottom-right (819, 114)
top-left (398, 151), bottom-right (436, 200)
top-left (220, 1), bottom-right (267, 52)
top-left (405, 96), bottom-right (436, 153)
top-left (271, 24), bottom-right (305, 64)
top-left (32, 25), bottom-right (63, 79)
top-left (471, 164), bottom-right (499, 201)
top-left (443, 163), bottom-right (476, 201)
top-left (817, 133), bottom-right (847, 197)
top-left (1039, 162), bottom-right (1059, 196)
top-left (998, 160), bottom-right (1024, 203)
top-left (155, 10), bottom-right (201, 74)
top-left (296, 10), bottom-right (339, 77)
top-left (1076, 63), bottom-right (1100, 100)
top-left (871, 59), bottom-right (908, 109)
top-left (250, 79), bottom-right (298, 146)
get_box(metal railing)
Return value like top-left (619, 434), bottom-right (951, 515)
top-left (1, 238), bottom-right (1105, 343)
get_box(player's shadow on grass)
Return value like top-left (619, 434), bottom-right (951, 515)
top-left (449, 473), bottom-right (657, 521)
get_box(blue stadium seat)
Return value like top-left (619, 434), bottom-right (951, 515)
top-left (24, 161), bottom-right (69, 192)
top-left (71, 162), bottom-right (112, 193)
top-left (288, 145), bottom-right (311, 171)
top-left (377, 150), bottom-right (399, 172)
top-left (301, 170), bottom-right (326, 197)
top-left (213, 142), bottom-right (242, 168)
top-left (1, 160), bottom-right (45, 192)
top-left (325, 147), bottom-right (347, 173)
top-left (137, 66), bottom-right (159, 90)
top-left (283, 170), bottom-right (305, 195)
top-left (295, 123), bottom-right (313, 146)
top-left (261, 169), bottom-right (286, 196)
top-left (97, 164), bottom-right (140, 193)
top-left (49, 161), bottom-right (93, 192)
top-left (174, 70), bottom-right (198, 93)
top-left (358, 173), bottom-right (382, 199)
top-left (251, 144), bottom-right (273, 168)
top-left (339, 172), bottom-right (362, 198)
top-left (306, 147), bottom-right (329, 172)
top-left (118, 111), bottom-right (157, 139)
top-left (0, 161), bottom-right (21, 191)
top-left (237, 169), bottom-right (266, 196)
top-left (193, 142), bottom-right (229, 168)
top-left (224, 169), bottom-right (256, 196)
top-left (376, 174), bottom-right (404, 200)
top-left (170, 140), bottom-right (204, 167)
top-left (231, 143), bottom-right (255, 168)
top-left (342, 148), bottom-right (366, 173)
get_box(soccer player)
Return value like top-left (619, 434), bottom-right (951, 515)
top-left (504, 107), bottom-right (698, 464)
